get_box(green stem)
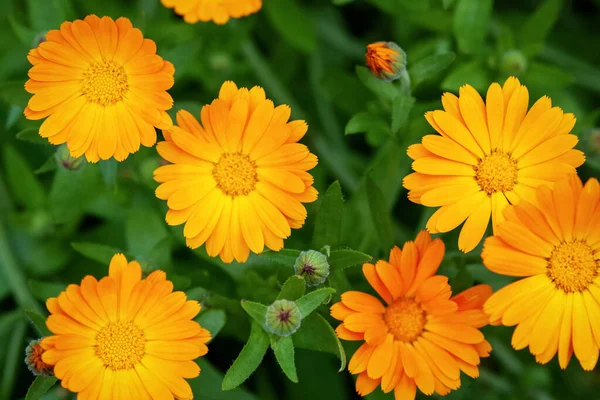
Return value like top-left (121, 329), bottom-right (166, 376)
top-left (0, 319), bottom-right (26, 400)
top-left (0, 223), bottom-right (43, 314)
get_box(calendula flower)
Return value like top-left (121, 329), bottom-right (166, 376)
top-left (25, 15), bottom-right (174, 162)
top-left (40, 254), bottom-right (210, 399)
top-left (161, 0), bottom-right (262, 25)
top-left (25, 339), bottom-right (54, 376)
top-left (404, 77), bottom-right (584, 252)
top-left (154, 81), bottom-right (318, 264)
top-left (365, 41), bottom-right (407, 81)
top-left (331, 231), bottom-right (492, 399)
top-left (483, 175), bottom-right (600, 370)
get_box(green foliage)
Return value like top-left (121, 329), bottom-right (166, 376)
top-left (453, 0), bottom-right (493, 54)
top-left (25, 376), bottom-right (58, 400)
top-left (329, 249), bottom-right (372, 271)
top-left (296, 287), bottom-right (336, 319)
top-left (24, 310), bottom-right (50, 336)
top-left (312, 181), bottom-right (345, 249)
top-left (277, 275), bottom-right (306, 301)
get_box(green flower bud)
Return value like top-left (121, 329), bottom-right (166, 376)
top-left (265, 299), bottom-right (302, 337)
top-left (25, 339), bottom-right (54, 376)
top-left (501, 50), bottom-right (528, 77)
top-left (55, 144), bottom-right (85, 171)
top-left (294, 250), bottom-right (330, 287)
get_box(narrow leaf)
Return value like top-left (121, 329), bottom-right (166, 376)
top-left (24, 310), bottom-right (51, 336)
top-left (25, 376), bottom-right (58, 400)
top-left (391, 95), bottom-right (416, 134)
top-left (189, 359), bottom-right (257, 400)
top-left (296, 288), bottom-right (336, 319)
top-left (71, 242), bottom-right (122, 265)
top-left (293, 312), bottom-right (347, 371)
top-left (366, 177), bottom-right (395, 253)
top-left (329, 249), bottom-right (372, 271)
top-left (312, 181), bottom-right (344, 249)
top-left (453, 0), bottom-right (493, 54)
top-left (345, 112), bottom-right (389, 136)
top-left (2, 146), bottom-right (46, 209)
top-left (408, 53), bottom-right (456, 88)
top-left (241, 300), bottom-right (268, 330)
top-left (16, 128), bottom-right (48, 145)
top-left (277, 275), bottom-right (306, 301)
top-left (271, 335), bottom-right (298, 382)
top-left (259, 249), bottom-right (301, 267)
top-left (519, 0), bottom-right (562, 55)
top-left (356, 66), bottom-right (398, 100)
top-left (34, 156), bottom-right (57, 175)
top-left (222, 321), bottom-right (270, 391)
top-left (196, 309), bottom-right (226, 342)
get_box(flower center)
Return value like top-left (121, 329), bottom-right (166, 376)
top-left (212, 153), bottom-right (257, 197)
top-left (474, 151), bottom-right (518, 195)
top-left (384, 298), bottom-right (426, 342)
top-left (95, 321), bottom-right (145, 370)
top-left (547, 241), bottom-right (598, 293)
top-left (82, 60), bottom-right (128, 106)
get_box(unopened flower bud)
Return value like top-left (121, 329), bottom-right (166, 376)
top-left (25, 339), bottom-right (54, 376)
top-left (501, 50), bottom-right (527, 77)
top-left (265, 299), bottom-right (302, 337)
top-left (365, 41), bottom-right (407, 82)
top-left (55, 144), bottom-right (85, 171)
top-left (294, 250), bottom-right (330, 287)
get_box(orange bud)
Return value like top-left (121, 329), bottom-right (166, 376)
top-left (25, 339), bottom-right (54, 376)
top-left (365, 41), bottom-right (407, 81)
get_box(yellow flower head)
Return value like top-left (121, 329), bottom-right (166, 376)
top-left (365, 41), bottom-right (407, 82)
top-left (404, 77), bottom-right (585, 253)
top-left (40, 254), bottom-right (210, 399)
top-left (331, 231), bottom-right (492, 399)
top-left (161, 0), bottom-right (262, 24)
top-left (154, 81), bottom-right (318, 264)
top-left (483, 175), bottom-right (600, 371)
top-left (25, 15), bottom-right (174, 162)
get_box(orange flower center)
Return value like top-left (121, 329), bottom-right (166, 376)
top-left (212, 153), bottom-right (257, 197)
top-left (475, 151), bottom-right (518, 194)
top-left (384, 298), bottom-right (426, 342)
top-left (95, 321), bottom-right (145, 370)
top-left (547, 240), bottom-right (598, 293)
top-left (82, 60), bottom-right (128, 106)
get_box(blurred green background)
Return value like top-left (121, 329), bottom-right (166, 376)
top-left (1, 0), bottom-right (599, 399)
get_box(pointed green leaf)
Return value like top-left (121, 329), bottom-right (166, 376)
top-left (277, 275), bottom-right (306, 301)
top-left (71, 242), bottom-right (122, 265)
top-left (270, 335), bottom-right (297, 382)
top-left (453, 0), bottom-right (493, 54)
top-left (222, 321), bottom-right (270, 391)
top-left (441, 60), bottom-right (491, 93)
top-left (259, 249), bottom-right (301, 267)
top-left (391, 95), bottom-right (415, 134)
top-left (24, 310), bottom-right (50, 337)
top-left (519, 0), bottom-right (562, 55)
top-left (345, 112), bottom-right (390, 137)
top-left (296, 287), bottom-right (336, 319)
top-left (189, 359), bottom-right (258, 400)
top-left (408, 53), bottom-right (456, 88)
top-left (329, 249), bottom-right (372, 271)
top-left (2, 146), bottom-right (46, 209)
top-left (0, 81), bottom-right (30, 108)
top-left (312, 181), bottom-right (345, 249)
top-left (16, 128), bottom-right (47, 145)
top-left (25, 376), bottom-right (58, 400)
top-left (366, 177), bottom-right (395, 253)
top-left (35, 156), bottom-right (57, 175)
top-left (293, 312), bottom-right (347, 371)
top-left (263, 0), bottom-right (317, 54)
top-left (356, 66), bottom-right (398, 100)
top-left (241, 300), bottom-right (268, 329)
top-left (49, 164), bottom-right (103, 222)
top-left (196, 309), bottom-right (226, 342)
top-left (126, 206), bottom-right (169, 259)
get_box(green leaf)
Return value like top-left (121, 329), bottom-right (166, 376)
top-left (293, 312), bottom-right (347, 371)
top-left (408, 52), bottom-right (456, 88)
top-left (441, 60), bottom-right (492, 93)
top-left (366, 177), bottom-right (395, 253)
top-left (356, 66), bottom-right (399, 100)
top-left (28, 280), bottom-right (64, 302)
top-left (15, 128), bottom-right (47, 145)
top-left (0, 81), bottom-right (30, 108)
top-left (71, 242), bottom-right (122, 265)
top-left (296, 287), bottom-right (336, 319)
top-left (34, 156), bottom-right (57, 175)
top-left (524, 62), bottom-right (574, 88)
top-left (345, 112), bottom-right (390, 137)
top-left (189, 359), bottom-right (258, 400)
top-left (312, 181), bottom-right (345, 249)
top-left (49, 164), bottom-right (103, 223)
top-left (241, 300), bottom-right (268, 329)
top-left (2, 146), bottom-right (46, 209)
top-left (222, 321), bottom-right (270, 391)
top-left (24, 310), bottom-right (50, 337)
top-left (519, 0), bottom-right (562, 55)
top-left (25, 375), bottom-right (58, 400)
top-left (391, 95), bottom-right (416, 134)
top-left (453, 0), bottom-right (493, 54)
top-left (259, 249), bottom-right (301, 267)
top-left (277, 275), bottom-right (306, 301)
top-left (126, 206), bottom-right (169, 259)
top-left (329, 249), bottom-right (372, 271)
top-left (270, 335), bottom-right (297, 382)
top-left (263, 0), bottom-right (317, 54)
top-left (196, 309), bottom-right (226, 342)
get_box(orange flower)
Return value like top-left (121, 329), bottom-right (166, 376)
top-left (161, 0), bottom-right (262, 25)
top-left (331, 231), bottom-right (492, 399)
top-left (483, 175), bottom-right (600, 370)
top-left (365, 42), bottom-right (407, 81)
top-left (25, 15), bottom-right (174, 162)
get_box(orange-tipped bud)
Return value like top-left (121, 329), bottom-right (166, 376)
top-left (365, 41), bottom-right (407, 81)
top-left (24, 339), bottom-right (54, 376)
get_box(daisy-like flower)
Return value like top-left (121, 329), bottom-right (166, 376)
top-left (403, 77), bottom-right (585, 252)
top-left (365, 41), bottom-right (407, 82)
top-left (154, 81), bottom-right (318, 264)
top-left (331, 231), bottom-right (492, 399)
top-left (483, 175), bottom-right (600, 370)
top-left (161, 0), bottom-right (262, 25)
top-left (25, 15), bottom-right (174, 162)
top-left (40, 254), bottom-right (210, 399)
